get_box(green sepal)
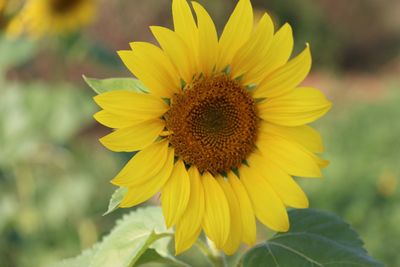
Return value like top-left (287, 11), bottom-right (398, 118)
top-left (103, 187), bottom-right (128, 216)
top-left (83, 76), bottom-right (148, 94)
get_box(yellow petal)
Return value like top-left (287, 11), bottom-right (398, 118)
top-left (261, 123), bottom-right (329, 171)
top-left (217, 0), bottom-right (253, 71)
top-left (248, 152), bottom-right (309, 208)
top-left (217, 176), bottom-right (242, 255)
top-left (202, 172), bottom-right (230, 248)
top-left (175, 228), bottom-right (201, 255)
top-left (260, 122), bottom-right (324, 153)
top-left (175, 166), bottom-right (205, 255)
top-left (253, 44), bottom-right (311, 99)
top-left (192, 1), bottom-right (218, 76)
top-left (239, 165), bottom-right (289, 232)
top-left (172, 0), bottom-right (199, 69)
top-left (150, 26), bottom-right (195, 83)
top-left (118, 43), bottom-right (180, 98)
top-left (243, 23), bottom-right (293, 85)
top-left (257, 135), bottom-right (322, 178)
top-left (258, 87), bottom-right (332, 126)
top-left (231, 13), bottom-right (274, 79)
top-left (93, 90), bottom-right (168, 119)
top-left (99, 119), bottom-right (165, 152)
top-left (120, 147), bottom-right (175, 207)
top-left (111, 140), bottom-right (169, 186)
top-left (227, 171), bottom-right (256, 245)
top-left (94, 110), bottom-right (139, 129)
top-left (161, 160), bottom-right (191, 228)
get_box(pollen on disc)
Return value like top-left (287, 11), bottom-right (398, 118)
top-left (165, 75), bottom-right (259, 175)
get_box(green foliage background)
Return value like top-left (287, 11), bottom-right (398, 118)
top-left (0, 0), bottom-right (399, 266)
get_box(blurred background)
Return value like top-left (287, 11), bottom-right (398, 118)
top-left (0, 0), bottom-right (399, 266)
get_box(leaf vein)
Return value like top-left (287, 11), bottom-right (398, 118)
top-left (265, 242), bottom-right (282, 267)
top-left (268, 241), bottom-right (323, 267)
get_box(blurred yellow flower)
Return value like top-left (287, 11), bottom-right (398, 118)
top-left (377, 171), bottom-right (397, 197)
top-left (0, 0), bottom-right (5, 11)
top-left (94, 0), bottom-right (331, 255)
top-left (6, 0), bottom-right (96, 37)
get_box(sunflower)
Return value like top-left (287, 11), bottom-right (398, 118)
top-left (93, 0), bottom-right (332, 255)
top-left (0, 0), bottom-right (5, 12)
top-left (0, 0), bottom-right (5, 27)
top-left (6, 0), bottom-right (95, 37)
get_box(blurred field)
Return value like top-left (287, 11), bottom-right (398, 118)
top-left (0, 0), bottom-right (399, 267)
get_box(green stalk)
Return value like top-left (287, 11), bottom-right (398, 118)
top-left (195, 239), bottom-right (227, 267)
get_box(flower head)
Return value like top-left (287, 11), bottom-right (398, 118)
top-left (94, 0), bottom-right (331, 255)
top-left (7, 0), bottom-right (96, 37)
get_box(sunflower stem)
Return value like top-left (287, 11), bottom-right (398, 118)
top-left (195, 239), bottom-right (227, 267)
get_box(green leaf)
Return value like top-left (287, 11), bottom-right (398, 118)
top-left (135, 249), bottom-right (189, 267)
top-left (83, 76), bottom-right (148, 94)
top-left (50, 206), bottom-right (176, 267)
top-left (89, 206), bottom-right (173, 267)
top-left (49, 245), bottom-right (99, 267)
top-left (103, 187), bottom-right (128, 216)
top-left (242, 209), bottom-right (384, 267)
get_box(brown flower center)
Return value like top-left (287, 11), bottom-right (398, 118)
top-left (165, 75), bottom-right (258, 175)
top-left (49, 0), bottom-right (82, 14)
